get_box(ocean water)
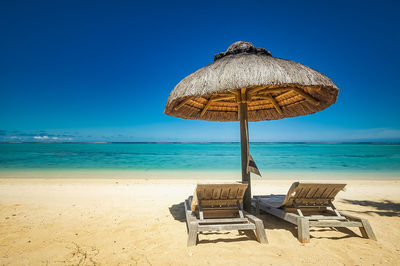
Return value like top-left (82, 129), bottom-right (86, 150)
top-left (0, 143), bottom-right (399, 173)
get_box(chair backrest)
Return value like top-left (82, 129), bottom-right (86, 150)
top-left (281, 182), bottom-right (346, 207)
top-left (190, 183), bottom-right (248, 212)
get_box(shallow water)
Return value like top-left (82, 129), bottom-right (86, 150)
top-left (0, 143), bottom-right (399, 173)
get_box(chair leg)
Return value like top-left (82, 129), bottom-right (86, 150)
top-left (359, 219), bottom-right (377, 241)
top-left (254, 219), bottom-right (268, 244)
top-left (343, 213), bottom-right (377, 241)
top-left (297, 218), bottom-right (310, 243)
top-left (187, 221), bottom-right (199, 247)
top-left (245, 213), bottom-right (268, 244)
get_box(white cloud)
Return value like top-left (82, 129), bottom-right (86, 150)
top-left (33, 136), bottom-right (49, 140)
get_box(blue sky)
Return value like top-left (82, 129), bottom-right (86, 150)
top-left (1, 0), bottom-right (399, 142)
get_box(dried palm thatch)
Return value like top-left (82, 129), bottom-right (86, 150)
top-left (165, 41), bottom-right (339, 121)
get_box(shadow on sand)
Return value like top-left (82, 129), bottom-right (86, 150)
top-left (257, 211), bottom-right (360, 241)
top-left (340, 199), bottom-right (400, 217)
top-left (168, 202), bottom-right (258, 244)
top-left (169, 201), bottom-right (361, 242)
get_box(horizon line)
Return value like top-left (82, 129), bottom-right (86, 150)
top-left (1, 141), bottom-right (400, 144)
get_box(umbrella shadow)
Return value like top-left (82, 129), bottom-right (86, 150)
top-left (340, 199), bottom-right (400, 217)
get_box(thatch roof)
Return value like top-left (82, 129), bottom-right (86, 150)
top-left (165, 41), bottom-right (339, 122)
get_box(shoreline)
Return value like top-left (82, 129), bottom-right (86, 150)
top-left (0, 168), bottom-right (399, 180)
top-left (0, 177), bottom-right (399, 188)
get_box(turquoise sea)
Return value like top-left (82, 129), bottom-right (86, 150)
top-left (0, 143), bottom-right (399, 173)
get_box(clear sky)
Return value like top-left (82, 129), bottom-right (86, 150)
top-left (1, 0), bottom-right (399, 142)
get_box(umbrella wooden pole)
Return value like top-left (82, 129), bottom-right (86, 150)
top-left (239, 102), bottom-right (251, 211)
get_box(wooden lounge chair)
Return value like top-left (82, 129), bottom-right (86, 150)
top-left (184, 182), bottom-right (268, 246)
top-left (253, 182), bottom-right (377, 243)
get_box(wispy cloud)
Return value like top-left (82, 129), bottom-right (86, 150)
top-left (33, 136), bottom-right (49, 140)
top-left (1, 130), bottom-right (75, 142)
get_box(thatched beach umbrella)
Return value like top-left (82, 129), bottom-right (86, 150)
top-left (165, 41), bottom-right (339, 210)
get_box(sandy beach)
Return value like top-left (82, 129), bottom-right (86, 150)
top-left (0, 172), bottom-right (399, 265)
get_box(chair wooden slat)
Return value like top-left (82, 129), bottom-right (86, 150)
top-left (220, 187), bottom-right (228, 199)
top-left (313, 186), bottom-right (327, 198)
top-left (305, 187), bottom-right (317, 198)
top-left (324, 186), bottom-right (333, 198)
top-left (297, 187), bottom-right (307, 198)
top-left (228, 187), bottom-right (238, 199)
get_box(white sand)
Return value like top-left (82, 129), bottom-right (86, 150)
top-left (0, 173), bottom-right (400, 265)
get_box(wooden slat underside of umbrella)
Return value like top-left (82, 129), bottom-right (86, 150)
top-left (167, 84), bottom-right (337, 122)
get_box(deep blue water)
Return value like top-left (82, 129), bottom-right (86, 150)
top-left (0, 143), bottom-right (399, 172)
